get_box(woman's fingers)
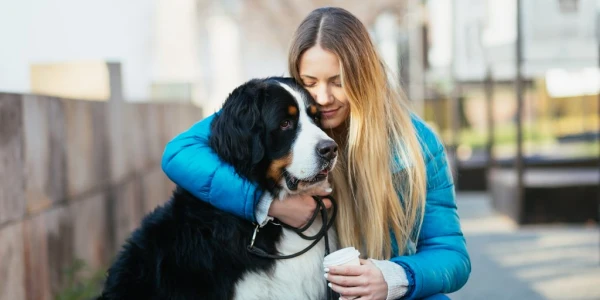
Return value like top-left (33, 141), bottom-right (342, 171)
top-left (325, 265), bottom-right (368, 298)
top-left (321, 197), bottom-right (332, 209)
top-left (326, 273), bottom-right (366, 287)
top-left (325, 260), bottom-right (388, 300)
top-left (268, 194), bottom-right (317, 228)
top-left (326, 264), bottom-right (364, 276)
top-left (328, 282), bottom-right (366, 298)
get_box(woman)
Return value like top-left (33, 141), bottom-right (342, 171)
top-left (162, 7), bottom-right (470, 300)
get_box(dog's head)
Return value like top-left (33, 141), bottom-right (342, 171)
top-left (210, 77), bottom-right (337, 199)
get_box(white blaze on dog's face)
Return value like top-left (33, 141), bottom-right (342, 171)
top-left (276, 82), bottom-right (337, 197)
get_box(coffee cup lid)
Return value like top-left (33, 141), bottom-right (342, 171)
top-left (323, 247), bottom-right (361, 267)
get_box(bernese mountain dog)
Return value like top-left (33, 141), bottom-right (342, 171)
top-left (98, 77), bottom-right (339, 300)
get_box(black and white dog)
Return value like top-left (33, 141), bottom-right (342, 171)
top-left (98, 77), bottom-right (338, 300)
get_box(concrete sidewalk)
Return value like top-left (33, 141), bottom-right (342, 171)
top-left (449, 192), bottom-right (600, 300)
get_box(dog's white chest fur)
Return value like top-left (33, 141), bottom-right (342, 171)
top-left (233, 219), bottom-right (337, 300)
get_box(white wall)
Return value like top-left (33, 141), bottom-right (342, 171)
top-left (0, 0), bottom-right (155, 100)
top-left (0, 0), bottom-right (323, 105)
top-left (152, 0), bottom-right (201, 83)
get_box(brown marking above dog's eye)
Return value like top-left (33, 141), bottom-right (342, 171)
top-left (309, 105), bottom-right (318, 115)
top-left (288, 105), bottom-right (298, 116)
top-left (267, 154), bottom-right (293, 182)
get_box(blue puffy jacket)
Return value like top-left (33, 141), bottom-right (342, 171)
top-left (161, 112), bottom-right (471, 299)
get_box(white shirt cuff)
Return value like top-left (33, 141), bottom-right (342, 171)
top-left (370, 259), bottom-right (409, 300)
top-left (255, 192), bottom-right (274, 227)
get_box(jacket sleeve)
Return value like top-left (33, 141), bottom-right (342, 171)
top-left (161, 113), bottom-right (262, 221)
top-left (391, 120), bottom-right (471, 299)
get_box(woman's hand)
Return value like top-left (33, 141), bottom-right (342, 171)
top-left (267, 189), bottom-right (332, 228)
top-left (325, 259), bottom-right (388, 300)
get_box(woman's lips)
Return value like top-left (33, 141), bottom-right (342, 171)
top-left (321, 107), bottom-right (340, 118)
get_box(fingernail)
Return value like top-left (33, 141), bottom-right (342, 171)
top-left (325, 188), bottom-right (332, 193)
top-left (328, 283), bottom-right (332, 288)
top-left (324, 273), bottom-right (328, 279)
top-left (324, 267), bottom-right (330, 272)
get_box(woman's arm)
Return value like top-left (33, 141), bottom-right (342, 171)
top-left (390, 119), bottom-right (471, 299)
top-left (161, 113), bottom-right (262, 221)
top-left (162, 113), bottom-right (332, 225)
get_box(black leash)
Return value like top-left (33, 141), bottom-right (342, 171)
top-left (246, 195), bottom-right (337, 300)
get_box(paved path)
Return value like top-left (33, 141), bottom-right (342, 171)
top-left (448, 192), bottom-right (600, 300)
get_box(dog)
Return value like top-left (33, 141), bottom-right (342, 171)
top-left (98, 77), bottom-right (338, 300)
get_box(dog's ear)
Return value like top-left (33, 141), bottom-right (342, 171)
top-left (209, 80), bottom-right (266, 179)
top-left (250, 134), bottom-right (264, 164)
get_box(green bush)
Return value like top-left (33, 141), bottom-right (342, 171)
top-left (55, 259), bottom-right (105, 300)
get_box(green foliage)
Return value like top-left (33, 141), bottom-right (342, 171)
top-left (459, 123), bottom-right (554, 149)
top-left (55, 259), bottom-right (105, 300)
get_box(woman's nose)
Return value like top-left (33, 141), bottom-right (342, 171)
top-left (313, 85), bottom-right (334, 106)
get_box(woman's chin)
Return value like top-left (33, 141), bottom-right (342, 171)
top-left (321, 118), bottom-right (344, 131)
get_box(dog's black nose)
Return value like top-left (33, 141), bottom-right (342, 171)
top-left (316, 140), bottom-right (338, 160)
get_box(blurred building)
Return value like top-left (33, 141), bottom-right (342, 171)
top-left (424, 0), bottom-right (599, 160)
top-left (1, 0), bottom-right (597, 161)
top-left (1, 0), bottom-right (427, 113)
top-left (420, 0), bottom-right (599, 225)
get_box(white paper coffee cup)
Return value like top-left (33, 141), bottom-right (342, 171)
top-left (323, 247), bottom-right (361, 268)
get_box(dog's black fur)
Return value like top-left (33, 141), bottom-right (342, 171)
top-left (98, 77), bottom-right (327, 300)
top-left (98, 188), bottom-right (282, 300)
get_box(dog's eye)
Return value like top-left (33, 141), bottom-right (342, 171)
top-left (280, 120), bottom-right (292, 130)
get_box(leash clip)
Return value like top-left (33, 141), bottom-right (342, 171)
top-left (249, 223), bottom-right (260, 248)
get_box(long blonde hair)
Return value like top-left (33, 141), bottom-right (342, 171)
top-left (288, 7), bottom-right (427, 260)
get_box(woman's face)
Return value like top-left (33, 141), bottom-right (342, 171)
top-left (298, 46), bottom-right (350, 130)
